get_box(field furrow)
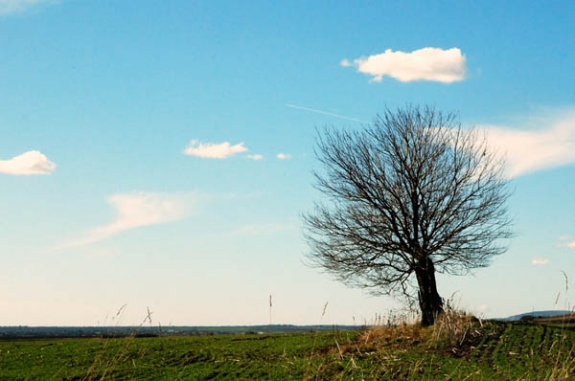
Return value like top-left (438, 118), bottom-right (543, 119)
top-left (1, 321), bottom-right (574, 380)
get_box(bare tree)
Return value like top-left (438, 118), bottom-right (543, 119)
top-left (303, 105), bottom-right (512, 326)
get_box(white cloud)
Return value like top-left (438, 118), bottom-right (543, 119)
top-left (340, 58), bottom-right (352, 67)
top-left (343, 47), bottom-right (466, 83)
top-left (247, 154), bottom-right (264, 160)
top-left (532, 258), bottom-right (549, 266)
top-left (0, 150), bottom-right (56, 175)
top-left (184, 140), bottom-right (248, 159)
top-left (0, 0), bottom-right (55, 15)
top-left (481, 112), bottom-right (575, 178)
top-left (63, 192), bottom-right (195, 248)
top-left (558, 236), bottom-right (575, 250)
top-left (277, 153), bottom-right (291, 160)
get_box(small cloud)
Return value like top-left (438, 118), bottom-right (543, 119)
top-left (340, 58), bottom-right (352, 67)
top-left (532, 258), bottom-right (549, 266)
top-left (63, 192), bottom-right (195, 248)
top-left (482, 111), bottom-right (575, 178)
top-left (0, 150), bottom-right (56, 175)
top-left (277, 153), bottom-right (291, 160)
top-left (184, 140), bottom-right (248, 159)
top-left (247, 154), bottom-right (264, 160)
top-left (477, 304), bottom-right (490, 314)
top-left (344, 47), bottom-right (466, 83)
top-left (0, 0), bottom-right (56, 16)
top-left (558, 236), bottom-right (575, 250)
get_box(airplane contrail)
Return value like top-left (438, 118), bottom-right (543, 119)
top-left (286, 103), bottom-right (368, 124)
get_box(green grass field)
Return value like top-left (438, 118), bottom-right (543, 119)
top-left (1, 317), bottom-right (574, 380)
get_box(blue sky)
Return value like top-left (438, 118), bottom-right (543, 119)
top-left (1, 0), bottom-right (574, 326)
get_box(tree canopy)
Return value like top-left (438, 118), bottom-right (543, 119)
top-left (303, 105), bottom-right (512, 326)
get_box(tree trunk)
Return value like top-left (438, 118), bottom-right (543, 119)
top-left (415, 256), bottom-right (443, 326)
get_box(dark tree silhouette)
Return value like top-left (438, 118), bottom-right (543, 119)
top-left (303, 105), bottom-right (512, 326)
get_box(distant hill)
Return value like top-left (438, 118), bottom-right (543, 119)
top-left (0, 324), bottom-right (359, 340)
top-left (501, 310), bottom-right (573, 322)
